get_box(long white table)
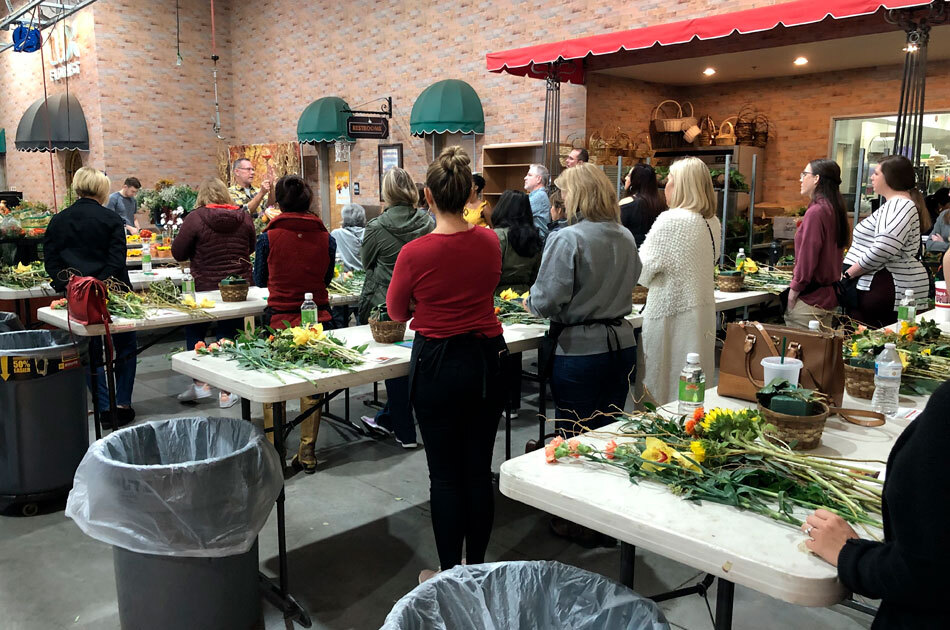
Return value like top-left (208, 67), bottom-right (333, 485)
top-left (499, 386), bottom-right (925, 627)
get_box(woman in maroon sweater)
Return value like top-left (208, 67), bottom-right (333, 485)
top-left (388, 146), bottom-right (507, 582)
top-left (786, 159), bottom-right (850, 329)
top-left (172, 177), bottom-right (255, 407)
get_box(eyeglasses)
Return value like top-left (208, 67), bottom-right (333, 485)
top-left (800, 171), bottom-right (814, 180)
top-left (236, 167), bottom-right (254, 172)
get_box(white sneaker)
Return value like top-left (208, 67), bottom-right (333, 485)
top-left (396, 437), bottom-right (419, 449)
top-left (219, 392), bottom-right (240, 409)
top-left (178, 383), bottom-right (212, 402)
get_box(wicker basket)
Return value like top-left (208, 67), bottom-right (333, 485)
top-left (776, 264), bottom-right (795, 272)
top-left (844, 363), bottom-right (876, 400)
top-left (753, 114), bottom-right (771, 148)
top-left (715, 119), bottom-right (737, 146)
top-left (632, 285), bottom-right (649, 305)
top-left (369, 318), bottom-right (406, 344)
top-left (697, 116), bottom-right (717, 147)
top-left (652, 99), bottom-right (686, 133)
top-left (717, 273), bottom-right (745, 292)
top-left (758, 401), bottom-right (830, 450)
top-left (218, 281), bottom-right (249, 302)
top-left (735, 105), bottom-right (756, 146)
top-left (631, 132), bottom-right (654, 159)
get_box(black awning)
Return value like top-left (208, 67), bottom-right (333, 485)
top-left (15, 93), bottom-right (89, 152)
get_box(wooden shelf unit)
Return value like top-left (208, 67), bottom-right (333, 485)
top-left (481, 142), bottom-right (543, 206)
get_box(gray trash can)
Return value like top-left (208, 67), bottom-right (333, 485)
top-left (382, 561), bottom-right (670, 630)
top-left (0, 311), bottom-right (24, 332)
top-left (0, 329), bottom-right (87, 515)
top-left (66, 416), bottom-right (284, 630)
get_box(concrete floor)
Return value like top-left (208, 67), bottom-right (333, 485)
top-left (0, 336), bottom-right (875, 630)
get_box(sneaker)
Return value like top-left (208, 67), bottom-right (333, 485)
top-left (178, 383), bottom-right (212, 402)
top-left (360, 415), bottom-right (393, 436)
top-left (418, 569), bottom-right (439, 584)
top-left (219, 392), bottom-right (240, 409)
top-left (395, 437), bottom-right (419, 449)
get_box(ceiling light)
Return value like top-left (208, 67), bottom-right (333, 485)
top-left (703, 67), bottom-right (716, 76)
top-left (793, 56), bottom-right (808, 66)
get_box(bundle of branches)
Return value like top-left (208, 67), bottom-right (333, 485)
top-left (0, 261), bottom-right (50, 289)
top-left (547, 406), bottom-right (883, 535)
top-left (494, 288), bottom-right (547, 325)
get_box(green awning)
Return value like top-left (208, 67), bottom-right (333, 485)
top-left (0, 129), bottom-right (5, 154)
top-left (410, 79), bottom-right (484, 136)
top-left (297, 96), bottom-right (354, 143)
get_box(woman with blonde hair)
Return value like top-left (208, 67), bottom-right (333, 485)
top-left (172, 177), bottom-right (255, 407)
top-left (527, 163), bottom-right (640, 434)
top-left (387, 146), bottom-right (506, 581)
top-left (639, 157), bottom-right (721, 406)
top-left (44, 167), bottom-right (138, 429)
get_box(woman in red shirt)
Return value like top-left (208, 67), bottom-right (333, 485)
top-left (387, 146), bottom-right (507, 582)
top-left (786, 159), bottom-right (850, 329)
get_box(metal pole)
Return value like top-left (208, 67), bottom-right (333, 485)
top-left (854, 148), bottom-right (866, 227)
top-left (748, 153), bottom-right (757, 254)
top-left (617, 155), bottom-right (623, 198)
top-left (720, 154), bottom-right (731, 267)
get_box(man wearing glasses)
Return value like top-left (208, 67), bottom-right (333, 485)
top-left (229, 158), bottom-right (271, 216)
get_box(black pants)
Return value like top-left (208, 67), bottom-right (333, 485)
top-left (410, 333), bottom-right (507, 569)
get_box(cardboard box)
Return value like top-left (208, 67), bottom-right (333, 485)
top-left (772, 216), bottom-right (800, 239)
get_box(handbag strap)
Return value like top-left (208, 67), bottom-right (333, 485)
top-left (830, 407), bottom-right (886, 427)
top-left (749, 322), bottom-right (823, 390)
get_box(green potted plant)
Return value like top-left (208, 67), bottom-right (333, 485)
top-left (218, 275), bottom-right (249, 302)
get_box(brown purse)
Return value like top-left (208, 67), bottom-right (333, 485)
top-left (718, 321), bottom-right (846, 406)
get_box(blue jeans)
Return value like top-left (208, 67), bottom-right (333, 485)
top-left (184, 318), bottom-right (243, 351)
top-left (88, 332), bottom-right (138, 410)
top-left (374, 376), bottom-right (416, 444)
top-left (550, 346), bottom-right (637, 437)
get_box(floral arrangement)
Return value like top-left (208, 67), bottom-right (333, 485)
top-left (195, 324), bottom-right (366, 382)
top-left (494, 289), bottom-right (545, 325)
top-left (546, 406), bottom-right (883, 533)
top-left (846, 319), bottom-right (950, 386)
top-left (328, 270), bottom-right (365, 296)
top-left (0, 261), bottom-right (49, 288)
top-left (52, 279), bottom-right (214, 320)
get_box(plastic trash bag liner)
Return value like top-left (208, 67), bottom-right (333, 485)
top-left (0, 312), bottom-right (24, 332)
top-left (0, 329), bottom-right (80, 354)
top-left (382, 561), bottom-right (670, 630)
top-left (66, 416), bottom-right (282, 558)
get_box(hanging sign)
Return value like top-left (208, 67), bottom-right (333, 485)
top-left (346, 116), bottom-right (389, 140)
top-left (46, 20), bottom-right (80, 82)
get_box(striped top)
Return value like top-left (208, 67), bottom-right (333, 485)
top-left (843, 196), bottom-right (929, 310)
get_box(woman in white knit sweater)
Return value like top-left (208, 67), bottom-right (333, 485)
top-left (639, 157), bottom-right (721, 406)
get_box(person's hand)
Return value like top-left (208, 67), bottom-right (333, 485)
top-left (932, 233), bottom-right (945, 242)
top-left (787, 288), bottom-right (799, 311)
top-left (126, 225), bottom-right (139, 235)
top-left (261, 179), bottom-right (272, 192)
top-left (521, 299), bottom-right (533, 315)
top-left (801, 508), bottom-right (858, 566)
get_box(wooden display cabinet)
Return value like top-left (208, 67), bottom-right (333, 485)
top-left (482, 141), bottom-right (543, 207)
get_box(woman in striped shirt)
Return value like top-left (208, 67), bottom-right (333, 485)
top-left (842, 155), bottom-right (931, 328)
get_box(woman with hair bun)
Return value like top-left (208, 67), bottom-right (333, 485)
top-left (387, 146), bottom-right (507, 582)
top-left (842, 154), bottom-right (930, 328)
top-left (253, 174), bottom-right (336, 474)
top-left (785, 159), bottom-right (850, 329)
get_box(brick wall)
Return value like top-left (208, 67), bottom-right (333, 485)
top-left (585, 65), bottom-right (950, 204)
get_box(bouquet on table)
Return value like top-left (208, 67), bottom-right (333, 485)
top-left (495, 288), bottom-right (546, 325)
top-left (546, 405), bottom-right (883, 535)
top-left (0, 261), bottom-right (49, 289)
top-left (846, 319), bottom-right (950, 393)
top-left (328, 269), bottom-right (365, 296)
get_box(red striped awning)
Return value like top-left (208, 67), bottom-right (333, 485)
top-left (486, 0), bottom-right (934, 84)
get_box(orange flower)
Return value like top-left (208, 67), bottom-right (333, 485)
top-left (550, 436), bottom-right (564, 448)
top-left (208, 342), bottom-right (220, 351)
top-left (567, 438), bottom-right (581, 458)
top-left (605, 439), bottom-right (617, 460)
top-left (194, 341), bottom-right (206, 354)
top-left (685, 419), bottom-right (698, 436)
top-left (544, 442), bottom-right (557, 463)
top-left (884, 328), bottom-right (894, 334)
top-left (267, 334), bottom-right (275, 342)
top-left (494, 306), bottom-right (502, 315)
top-left (691, 407), bottom-right (705, 422)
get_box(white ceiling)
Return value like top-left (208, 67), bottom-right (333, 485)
top-left (595, 25), bottom-right (950, 86)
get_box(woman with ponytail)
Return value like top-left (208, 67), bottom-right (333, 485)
top-left (387, 146), bottom-right (507, 582)
top-left (786, 159), bottom-right (850, 329)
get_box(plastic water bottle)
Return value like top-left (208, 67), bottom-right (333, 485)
top-left (677, 353), bottom-right (706, 415)
top-left (141, 242), bottom-right (152, 273)
top-left (871, 343), bottom-right (902, 419)
top-left (735, 248), bottom-right (746, 269)
top-left (898, 289), bottom-right (916, 327)
top-left (181, 267), bottom-right (196, 301)
top-left (301, 292), bottom-right (318, 327)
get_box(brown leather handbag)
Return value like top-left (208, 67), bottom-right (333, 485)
top-left (718, 321), bottom-right (846, 406)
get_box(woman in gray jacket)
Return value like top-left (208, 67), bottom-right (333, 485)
top-left (358, 167), bottom-right (432, 447)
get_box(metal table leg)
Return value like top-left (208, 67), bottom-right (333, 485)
top-left (538, 375), bottom-right (547, 442)
top-left (258, 401), bottom-right (311, 627)
top-left (504, 407), bottom-right (511, 460)
top-left (715, 578), bottom-right (735, 630)
top-left (620, 542), bottom-right (636, 588)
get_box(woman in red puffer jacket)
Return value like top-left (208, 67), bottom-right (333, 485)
top-left (172, 177), bottom-right (255, 408)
